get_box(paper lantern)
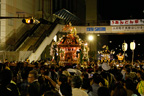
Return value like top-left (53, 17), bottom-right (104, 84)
top-left (122, 42), bottom-right (128, 51)
top-left (130, 42), bottom-right (136, 50)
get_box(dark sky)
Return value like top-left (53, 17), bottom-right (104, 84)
top-left (97, 0), bottom-right (144, 61)
top-left (98, 0), bottom-right (144, 20)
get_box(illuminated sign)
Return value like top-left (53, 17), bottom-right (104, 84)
top-left (110, 19), bottom-right (144, 25)
top-left (87, 27), bottom-right (106, 31)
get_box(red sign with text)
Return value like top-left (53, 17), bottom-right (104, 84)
top-left (110, 19), bottom-right (144, 25)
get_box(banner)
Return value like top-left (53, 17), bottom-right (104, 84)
top-left (110, 19), bottom-right (144, 25)
top-left (112, 26), bottom-right (144, 31)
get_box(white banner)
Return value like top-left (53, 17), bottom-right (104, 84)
top-left (112, 26), bottom-right (144, 31)
top-left (110, 19), bottom-right (144, 25)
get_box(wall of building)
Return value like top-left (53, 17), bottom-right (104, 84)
top-left (86, 0), bottom-right (97, 26)
top-left (34, 0), bottom-right (53, 20)
top-left (0, 0), bottom-right (38, 50)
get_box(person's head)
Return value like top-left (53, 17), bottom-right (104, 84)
top-left (0, 69), bottom-right (12, 86)
top-left (102, 63), bottom-right (111, 71)
top-left (114, 72), bottom-right (123, 81)
top-left (82, 77), bottom-right (91, 90)
top-left (40, 66), bottom-right (45, 74)
top-left (81, 72), bottom-right (89, 79)
top-left (98, 87), bottom-right (110, 96)
top-left (59, 74), bottom-right (68, 84)
top-left (71, 76), bottom-right (82, 88)
top-left (38, 76), bottom-right (45, 84)
top-left (132, 68), bottom-right (137, 73)
top-left (126, 68), bottom-right (130, 73)
top-left (113, 84), bottom-right (127, 96)
top-left (44, 90), bottom-right (60, 96)
top-left (60, 82), bottom-right (72, 96)
top-left (137, 70), bottom-right (142, 79)
top-left (51, 65), bottom-right (56, 71)
top-left (93, 73), bottom-right (101, 84)
top-left (101, 71), bottom-right (107, 79)
top-left (28, 70), bottom-right (38, 83)
top-left (125, 78), bottom-right (135, 91)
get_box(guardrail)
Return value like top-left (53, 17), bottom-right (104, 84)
top-left (12, 23), bottom-right (41, 51)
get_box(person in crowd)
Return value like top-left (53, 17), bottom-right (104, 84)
top-left (0, 63), bottom-right (3, 72)
top-left (91, 73), bottom-right (101, 96)
top-left (45, 73), bottom-right (72, 96)
top-left (2, 59), bottom-right (144, 96)
top-left (59, 74), bottom-right (72, 96)
top-left (121, 67), bottom-right (127, 80)
top-left (136, 70), bottom-right (142, 82)
top-left (98, 87), bottom-right (110, 96)
top-left (61, 66), bottom-right (71, 81)
top-left (112, 84), bottom-right (127, 96)
top-left (71, 76), bottom-right (88, 96)
top-left (0, 69), bottom-right (15, 96)
top-left (110, 72), bottom-right (124, 95)
top-left (38, 75), bottom-right (51, 96)
top-left (81, 73), bottom-right (92, 96)
top-left (39, 65), bottom-right (45, 75)
top-left (27, 70), bottom-right (40, 96)
top-left (124, 78), bottom-right (136, 96)
top-left (101, 62), bottom-right (115, 87)
top-left (49, 64), bottom-right (58, 82)
top-left (141, 65), bottom-right (144, 73)
top-left (100, 71), bottom-right (109, 88)
top-left (137, 72), bottom-right (144, 96)
top-left (8, 80), bottom-right (21, 96)
top-left (44, 89), bottom-right (61, 96)
top-left (125, 67), bottom-right (137, 81)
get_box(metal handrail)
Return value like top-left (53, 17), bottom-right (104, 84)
top-left (28, 18), bottom-right (60, 52)
top-left (12, 23), bottom-right (41, 51)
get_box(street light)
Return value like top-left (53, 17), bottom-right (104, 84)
top-left (130, 41), bottom-right (136, 65)
top-left (88, 35), bottom-right (93, 41)
top-left (97, 34), bottom-right (100, 36)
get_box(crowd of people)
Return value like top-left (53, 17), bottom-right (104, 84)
top-left (0, 59), bottom-right (144, 96)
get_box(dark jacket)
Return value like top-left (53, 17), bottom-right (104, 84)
top-left (28, 81), bottom-right (40, 96)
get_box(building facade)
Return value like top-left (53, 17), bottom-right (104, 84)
top-left (0, 0), bottom-right (53, 50)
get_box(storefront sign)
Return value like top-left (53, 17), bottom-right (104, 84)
top-left (87, 27), bottom-right (106, 31)
top-left (112, 26), bottom-right (144, 31)
top-left (110, 19), bottom-right (144, 25)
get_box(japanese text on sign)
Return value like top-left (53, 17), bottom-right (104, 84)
top-left (110, 19), bottom-right (144, 25)
top-left (112, 26), bottom-right (144, 31)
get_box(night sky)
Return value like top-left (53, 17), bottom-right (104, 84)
top-left (96, 0), bottom-right (144, 61)
top-left (106, 34), bottom-right (144, 61)
top-left (98, 0), bottom-right (144, 20)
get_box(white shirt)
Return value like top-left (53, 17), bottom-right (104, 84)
top-left (72, 88), bottom-right (88, 96)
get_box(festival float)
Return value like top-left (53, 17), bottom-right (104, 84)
top-left (51, 23), bottom-right (89, 65)
top-left (98, 45), bottom-right (115, 62)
